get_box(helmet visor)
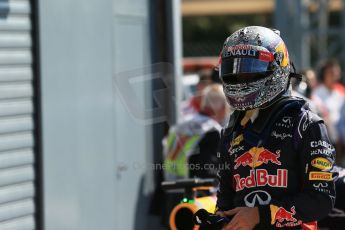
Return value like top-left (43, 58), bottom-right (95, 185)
top-left (220, 58), bottom-right (273, 84)
top-left (220, 57), bottom-right (272, 75)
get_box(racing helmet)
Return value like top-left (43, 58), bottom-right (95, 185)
top-left (219, 26), bottom-right (298, 110)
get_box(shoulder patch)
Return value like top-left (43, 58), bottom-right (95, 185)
top-left (297, 108), bottom-right (323, 138)
top-left (302, 103), bottom-right (323, 122)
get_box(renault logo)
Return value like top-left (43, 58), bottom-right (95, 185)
top-left (244, 190), bottom-right (271, 207)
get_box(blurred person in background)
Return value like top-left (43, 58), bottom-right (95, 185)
top-left (181, 69), bottom-right (213, 115)
top-left (292, 69), bottom-right (333, 139)
top-left (290, 71), bottom-right (312, 100)
top-left (159, 84), bottom-right (229, 228)
top-left (292, 69), bottom-right (318, 99)
top-left (337, 102), bottom-right (345, 166)
top-left (304, 69), bottom-right (319, 93)
top-left (302, 69), bottom-right (325, 114)
top-left (163, 83), bottom-right (229, 180)
top-left (312, 59), bottom-right (345, 165)
top-left (215, 26), bottom-right (336, 230)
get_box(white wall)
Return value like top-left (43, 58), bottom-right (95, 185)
top-left (39, 0), bottom-right (153, 229)
top-left (113, 0), bottom-right (154, 229)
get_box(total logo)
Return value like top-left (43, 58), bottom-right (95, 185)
top-left (233, 169), bottom-right (288, 191)
top-left (271, 205), bottom-right (302, 228)
top-left (234, 147), bottom-right (281, 169)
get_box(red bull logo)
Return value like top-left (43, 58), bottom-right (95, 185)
top-left (271, 205), bottom-right (302, 227)
top-left (234, 147), bottom-right (281, 169)
top-left (275, 206), bottom-right (296, 223)
top-left (234, 152), bottom-right (252, 169)
top-left (233, 169), bottom-right (288, 191)
top-left (258, 149), bottom-right (281, 165)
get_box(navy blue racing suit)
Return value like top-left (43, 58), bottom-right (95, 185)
top-left (216, 97), bottom-right (337, 229)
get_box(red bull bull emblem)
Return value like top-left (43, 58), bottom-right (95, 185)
top-left (271, 205), bottom-right (302, 228)
top-left (233, 169), bottom-right (288, 191)
top-left (234, 147), bottom-right (281, 169)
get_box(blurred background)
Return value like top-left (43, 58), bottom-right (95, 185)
top-left (0, 0), bottom-right (345, 229)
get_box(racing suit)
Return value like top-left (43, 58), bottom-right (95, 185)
top-left (216, 97), bottom-right (337, 229)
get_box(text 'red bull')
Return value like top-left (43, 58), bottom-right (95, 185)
top-left (233, 169), bottom-right (288, 191)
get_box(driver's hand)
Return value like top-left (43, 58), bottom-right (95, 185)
top-left (221, 207), bottom-right (259, 230)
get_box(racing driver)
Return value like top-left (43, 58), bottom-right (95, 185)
top-left (215, 26), bottom-right (337, 230)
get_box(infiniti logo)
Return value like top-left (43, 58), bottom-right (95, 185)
top-left (313, 182), bottom-right (328, 188)
top-left (244, 190), bottom-right (271, 207)
top-left (235, 97), bottom-right (245, 102)
top-left (282, 116), bottom-right (292, 123)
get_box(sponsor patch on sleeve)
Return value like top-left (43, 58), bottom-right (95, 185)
top-left (311, 157), bottom-right (332, 171)
top-left (309, 171), bottom-right (333, 181)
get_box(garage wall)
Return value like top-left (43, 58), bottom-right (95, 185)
top-left (0, 0), bottom-right (36, 229)
top-left (39, 0), bottom-right (154, 229)
top-left (39, 0), bottom-right (117, 229)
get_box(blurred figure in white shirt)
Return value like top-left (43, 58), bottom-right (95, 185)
top-left (313, 59), bottom-right (345, 165)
